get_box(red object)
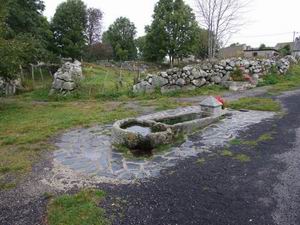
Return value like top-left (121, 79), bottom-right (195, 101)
top-left (215, 96), bottom-right (225, 105)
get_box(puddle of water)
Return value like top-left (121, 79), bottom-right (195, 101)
top-left (125, 125), bottom-right (152, 136)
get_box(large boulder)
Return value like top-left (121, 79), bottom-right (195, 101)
top-left (0, 77), bottom-right (22, 96)
top-left (151, 75), bottom-right (169, 87)
top-left (50, 60), bottom-right (83, 95)
top-left (133, 81), bottom-right (155, 94)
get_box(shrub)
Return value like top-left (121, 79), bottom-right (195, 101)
top-left (231, 67), bottom-right (244, 81)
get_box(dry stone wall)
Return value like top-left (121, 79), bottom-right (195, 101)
top-left (133, 56), bottom-right (298, 94)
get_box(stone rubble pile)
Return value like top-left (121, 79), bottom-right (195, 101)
top-left (50, 60), bottom-right (83, 95)
top-left (0, 77), bottom-right (22, 96)
top-left (133, 56), bottom-right (298, 94)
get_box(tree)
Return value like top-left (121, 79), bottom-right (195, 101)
top-left (0, 0), bottom-right (53, 80)
top-left (195, 0), bottom-right (248, 59)
top-left (86, 8), bottom-right (103, 46)
top-left (135, 36), bottom-right (147, 60)
top-left (85, 43), bottom-right (114, 61)
top-left (103, 17), bottom-right (137, 61)
top-left (193, 27), bottom-right (209, 59)
top-left (2, 0), bottom-right (53, 62)
top-left (259, 44), bottom-right (267, 50)
top-left (144, 0), bottom-right (199, 67)
top-left (51, 0), bottom-right (87, 59)
top-left (279, 44), bottom-right (291, 56)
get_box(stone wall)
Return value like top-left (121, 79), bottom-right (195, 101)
top-left (133, 56), bottom-right (298, 94)
top-left (50, 60), bottom-right (83, 95)
top-left (0, 77), bottom-right (22, 96)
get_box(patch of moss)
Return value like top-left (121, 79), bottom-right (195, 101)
top-left (258, 133), bottom-right (273, 142)
top-left (196, 158), bottom-right (206, 165)
top-left (0, 182), bottom-right (16, 191)
top-left (220, 149), bottom-right (234, 157)
top-left (229, 133), bottom-right (274, 148)
top-left (233, 154), bottom-right (251, 162)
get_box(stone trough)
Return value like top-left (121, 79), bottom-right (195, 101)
top-left (112, 96), bottom-right (228, 152)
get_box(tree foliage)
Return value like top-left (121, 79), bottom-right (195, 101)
top-left (85, 43), bottom-right (114, 61)
top-left (102, 17), bottom-right (137, 61)
top-left (279, 44), bottom-right (291, 56)
top-left (51, 0), bottom-right (87, 59)
top-left (86, 8), bottom-right (103, 46)
top-left (143, 0), bottom-right (199, 66)
top-left (0, 0), bottom-right (53, 79)
top-left (193, 28), bottom-right (209, 59)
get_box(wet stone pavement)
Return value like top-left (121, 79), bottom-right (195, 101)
top-left (53, 108), bottom-right (275, 184)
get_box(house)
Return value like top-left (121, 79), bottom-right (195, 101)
top-left (275, 38), bottom-right (300, 57)
top-left (218, 44), bottom-right (247, 58)
top-left (292, 37), bottom-right (300, 57)
top-left (244, 48), bottom-right (279, 58)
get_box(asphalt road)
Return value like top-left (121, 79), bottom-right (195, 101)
top-left (102, 90), bottom-right (300, 225)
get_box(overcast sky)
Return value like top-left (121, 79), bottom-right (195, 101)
top-left (44, 0), bottom-right (300, 48)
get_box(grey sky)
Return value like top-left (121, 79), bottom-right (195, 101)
top-left (44, 0), bottom-right (300, 48)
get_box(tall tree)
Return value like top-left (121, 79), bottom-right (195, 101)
top-left (102, 17), bottom-right (137, 61)
top-left (2, 0), bottom-right (53, 62)
top-left (195, 0), bottom-right (248, 58)
top-left (51, 0), bottom-right (87, 59)
top-left (86, 8), bottom-right (103, 46)
top-left (5, 0), bottom-right (46, 38)
top-left (144, 0), bottom-right (199, 67)
top-left (193, 27), bottom-right (209, 59)
top-left (0, 0), bottom-right (53, 80)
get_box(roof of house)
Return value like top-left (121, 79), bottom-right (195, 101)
top-left (200, 96), bottom-right (222, 107)
top-left (244, 48), bottom-right (279, 52)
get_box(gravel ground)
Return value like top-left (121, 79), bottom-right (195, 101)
top-left (101, 89), bottom-right (300, 225)
top-left (1, 88), bottom-right (300, 225)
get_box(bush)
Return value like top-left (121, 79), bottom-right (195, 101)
top-left (231, 67), bottom-right (244, 81)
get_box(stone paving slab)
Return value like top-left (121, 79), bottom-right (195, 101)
top-left (50, 108), bottom-right (275, 186)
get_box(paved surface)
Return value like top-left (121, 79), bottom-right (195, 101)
top-left (100, 90), bottom-right (300, 225)
top-left (52, 109), bottom-right (273, 184)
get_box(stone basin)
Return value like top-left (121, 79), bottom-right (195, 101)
top-left (154, 111), bottom-right (228, 135)
top-left (112, 118), bottom-right (173, 151)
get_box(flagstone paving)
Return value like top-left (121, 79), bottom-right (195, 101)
top-left (52, 108), bottom-right (275, 184)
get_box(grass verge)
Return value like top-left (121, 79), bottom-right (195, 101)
top-left (47, 189), bottom-right (110, 225)
top-left (228, 97), bottom-right (281, 112)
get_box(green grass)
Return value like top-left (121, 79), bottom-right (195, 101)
top-left (228, 97), bottom-right (281, 112)
top-left (259, 65), bottom-right (300, 93)
top-left (0, 100), bottom-right (137, 189)
top-left (47, 189), bottom-right (110, 225)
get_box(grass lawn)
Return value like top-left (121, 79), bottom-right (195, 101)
top-left (47, 189), bottom-right (110, 225)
